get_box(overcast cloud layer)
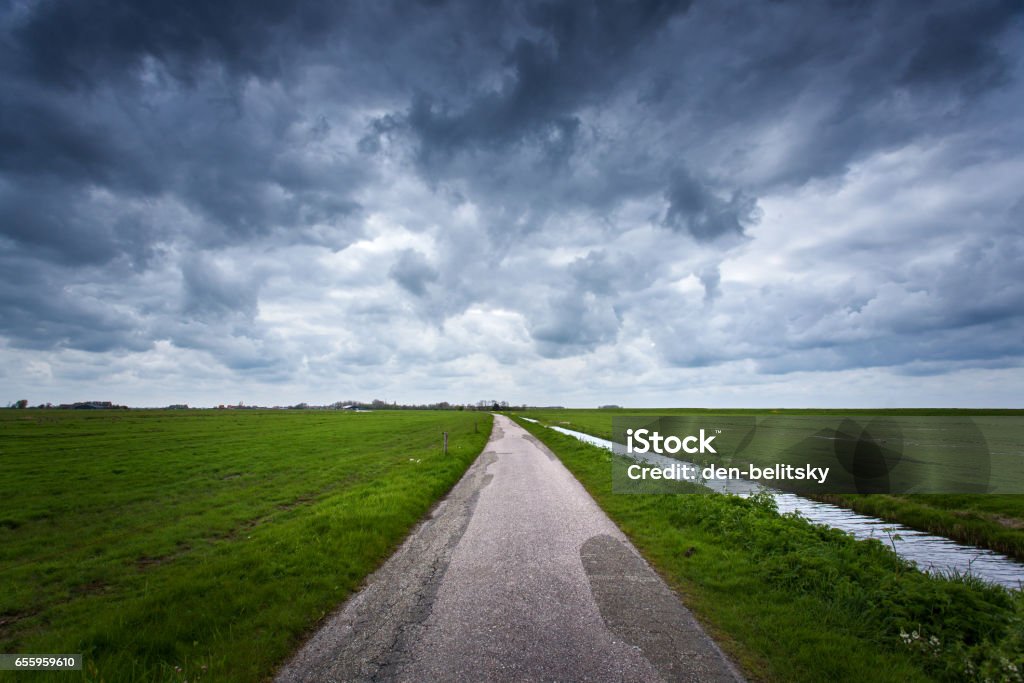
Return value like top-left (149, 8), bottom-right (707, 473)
top-left (1, 0), bottom-right (1022, 407)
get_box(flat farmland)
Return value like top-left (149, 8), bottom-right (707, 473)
top-left (0, 409), bottom-right (492, 682)
top-left (519, 408), bottom-right (1024, 559)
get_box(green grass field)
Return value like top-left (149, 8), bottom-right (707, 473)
top-left (519, 408), bottom-right (1024, 559)
top-left (0, 409), bottom-right (492, 682)
top-left (513, 415), bottom-right (1024, 682)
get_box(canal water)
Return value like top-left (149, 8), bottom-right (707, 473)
top-left (522, 419), bottom-right (1024, 589)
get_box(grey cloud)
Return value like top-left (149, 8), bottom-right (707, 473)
top-left (649, 226), bottom-right (1024, 375)
top-left (1, 0), bottom-right (370, 283)
top-left (375, 0), bottom-right (1016, 251)
top-left (9, 0), bottom-right (341, 89)
top-left (0, 254), bottom-right (152, 352)
top-left (390, 249), bottom-right (439, 297)
top-left (754, 320), bottom-right (1024, 376)
top-left (164, 318), bottom-right (295, 378)
top-left (699, 265), bottom-right (720, 304)
top-left (567, 250), bottom-right (618, 296)
top-left (639, 1), bottom-right (1023, 190)
top-left (663, 168), bottom-right (759, 241)
top-left (382, 0), bottom-right (1024, 244)
top-left (566, 249), bottom-right (663, 300)
top-left (181, 254), bottom-right (261, 320)
top-left (0, 90), bottom-right (364, 269)
top-left (406, 0), bottom-right (690, 167)
top-left (0, 95), bottom-right (156, 192)
top-left (529, 294), bottom-right (621, 358)
top-left (899, 1), bottom-right (1019, 91)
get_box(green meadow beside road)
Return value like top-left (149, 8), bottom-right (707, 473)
top-left (514, 415), bottom-right (1024, 682)
top-left (0, 409), bottom-right (492, 682)
top-left (522, 407), bottom-right (1024, 561)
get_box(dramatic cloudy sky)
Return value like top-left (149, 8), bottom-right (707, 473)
top-left (1, 0), bottom-right (1022, 407)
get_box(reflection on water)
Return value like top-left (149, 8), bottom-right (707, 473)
top-left (543, 423), bottom-right (1024, 590)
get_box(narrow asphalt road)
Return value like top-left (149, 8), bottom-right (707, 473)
top-left (276, 414), bottom-right (744, 682)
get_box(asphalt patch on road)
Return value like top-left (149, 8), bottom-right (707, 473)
top-left (581, 534), bottom-right (744, 683)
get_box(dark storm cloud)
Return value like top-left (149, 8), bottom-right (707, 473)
top-left (10, 0), bottom-right (340, 88)
top-left (899, 1), bottom-right (1018, 90)
top-left (406, 0), bottom-right (690, 166)
top-left (0, 95), bottom-right (154, 191)
top-left (2, 0), bottom-right (368, 257)
top-left (663, 168), bottom-right (759, 241)
top-left (0, 253), bottom-right (151, 352)
top-left (686, 0), bottom-right (1023, 187)
top-left (368, 0), bottom-right (1023, 261)
top-left (0, 0), bottom-right (1022, 398)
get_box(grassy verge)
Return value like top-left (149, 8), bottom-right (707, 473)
top-left (0, 409), bottom-right (492, 682)
top-left (520, 408), bottom-right (1024, 561)
top-left (513, 416), bottom-right (1024, 682)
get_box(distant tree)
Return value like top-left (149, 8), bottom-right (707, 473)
top-left (14, 399), bottom-right (28, 409)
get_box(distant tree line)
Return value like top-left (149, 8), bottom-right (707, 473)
top-left (8, 399), bottom-right (565, 411)
top-left (5, 400), bottom-right (126, 410)
top-left (324, 399), bottom-right (555, 412)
